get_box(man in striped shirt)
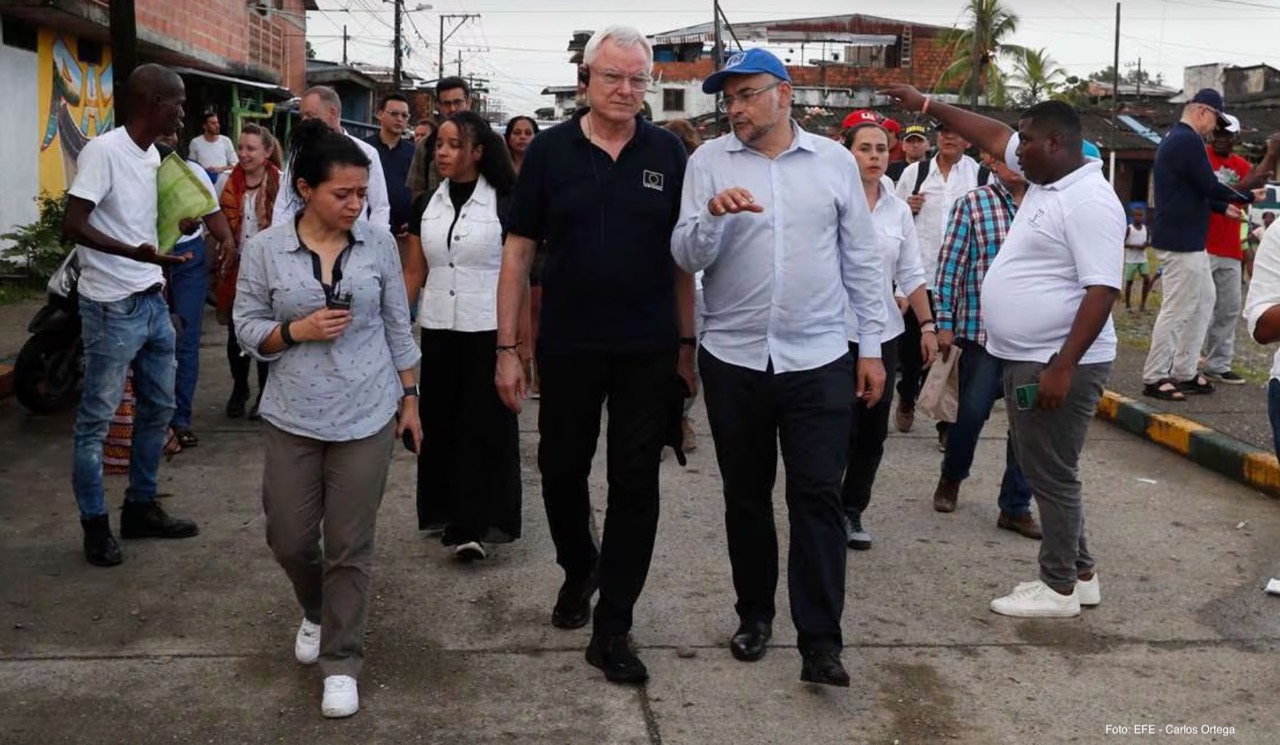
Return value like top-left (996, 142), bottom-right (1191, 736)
top-left (931, 152), bottom-right (1039, 538)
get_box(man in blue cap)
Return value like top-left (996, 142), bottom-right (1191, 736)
top-left (672, 48), bottom-right (888, 687)
top-left (1141, 88), bottom-right (1264, 401)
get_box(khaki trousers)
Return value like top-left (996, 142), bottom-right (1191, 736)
top-left (262, 419), bottom-right (395, 678)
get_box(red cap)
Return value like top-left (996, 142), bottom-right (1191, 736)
top-left (841, 109), bottom-right (880, 129)
top-left (881, 117), bottom-right (901, 133)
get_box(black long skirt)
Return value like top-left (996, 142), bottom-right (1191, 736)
top-left (416, 328), bottom-right (522, 544)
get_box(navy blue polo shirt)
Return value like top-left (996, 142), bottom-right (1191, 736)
top-left (508, 108), bottom-right (688, 354)
top-left (1152, 122), bottom-right (1254, 252)
top-left (365, 134), bottom-right (416, 233)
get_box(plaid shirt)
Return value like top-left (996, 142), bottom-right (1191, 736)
top-left (934, 181), bottom-right (1017, 346)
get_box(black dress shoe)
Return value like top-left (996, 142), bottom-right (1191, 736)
top-left (225, 392), bottom-right (247, 419)
top-left (800, 649), bottom-right (850, 687)
top-left (586, 634), bottom-right (649, 685)
top-left (551, 568), bottom-right (598, 629)
top-left (120, 501), bottom-right (199, 539)
top-left (81, 516), bottom-right (123, 567)
top-left (729, 620), bottom-right (772, 662)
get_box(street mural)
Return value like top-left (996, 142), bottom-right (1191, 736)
top-left (37, 30), bottom-right (113, 195)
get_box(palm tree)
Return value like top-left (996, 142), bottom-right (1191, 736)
top-left (1009, 47), bottom-right (1067, 105)
top-left (937, 0), bottom-right (1025, 107)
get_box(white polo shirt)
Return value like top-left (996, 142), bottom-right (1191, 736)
top-left (980, 134), bottom-right (1125, 365)
top-left (67, 127), bottom-right (165, 302)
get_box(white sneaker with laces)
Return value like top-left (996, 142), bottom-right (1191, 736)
top-left (321, 675), bottom-right (359, 718)
top-left (991, 579), bottom-right (1081, 618)
top-left (295, 618), bottom-right (321, 665)
top-left (1014, 573), bottom-right (1100, 607)
top-left (1076, 573), bottom-right (1101, 607)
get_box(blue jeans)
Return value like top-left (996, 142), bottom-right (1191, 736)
top-left (168, 236), bottom-right (207, 429)
top-left (73, 291), bottom-right (177, 519)
top-left (1269, 379), bottom-right (1280, 459)
top-left (939, 339), bottom-right (1033, 516)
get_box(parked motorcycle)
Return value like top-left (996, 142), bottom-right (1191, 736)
top-left (15, 250), bottom-right (83, 413)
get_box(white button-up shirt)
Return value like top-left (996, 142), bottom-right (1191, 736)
top-left (895, 154), bottom-right (981, 289)
top-left (272, 131), bottom-right (391, 230)
top-left (672, 123), bottom-right (886, 373)
top-left (845, 185), bottom-right (926, 344)
top-left (418, 175), bottom-right (504, 331)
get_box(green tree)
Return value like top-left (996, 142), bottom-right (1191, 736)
top-left (1008, 47), bottom-right (1067, 105)
top-left (938, 0), bottom-right (1025, 107)
top-left (306, 40), bottom-right (316, 60)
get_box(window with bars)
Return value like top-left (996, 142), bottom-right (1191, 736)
top-left (662, 88), bottom-right (685, 112)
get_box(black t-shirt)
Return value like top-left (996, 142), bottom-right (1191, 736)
top-left (507, 108), bottom-right (688, 354)
top-left (886, 160), bottom-right (908, 184)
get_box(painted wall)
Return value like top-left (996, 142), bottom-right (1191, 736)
top-left (0, 17), bottom-right (41, 250)
top-left (36, 29), bottom-right (114, 196)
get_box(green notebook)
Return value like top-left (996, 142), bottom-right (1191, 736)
top-left (156, 152), bottom-right (216, 252)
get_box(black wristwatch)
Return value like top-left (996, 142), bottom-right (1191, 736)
top-left (402, 385), bottom-right (420, 399)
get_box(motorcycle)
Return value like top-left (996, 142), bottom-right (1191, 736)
top-left (15, 249), bottom-right (83, 413)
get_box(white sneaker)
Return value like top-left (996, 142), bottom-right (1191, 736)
top-left (1014, 573), bottom-right (1101, 607)
top-left (991, 580), bottom-right (1081, 618)
top-left (454, 541), bottom-right (486, 561)
top-left (295, 618), bottom-right (321, 665)
top-left (321, 675), bottom-right (359, 718)
top-left (1076, 573), bottom-right (1101, 607)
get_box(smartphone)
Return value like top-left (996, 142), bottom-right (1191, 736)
top-left (401, 429), bottom-right (416, 453)
top-left (1014, 383), bottom-right (1039, 411)
top-left (327, 293), bottom-right (352, 311)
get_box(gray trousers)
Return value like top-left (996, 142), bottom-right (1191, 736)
top-left (1003, 361), bottom-right (1112, 591)
top-left (262, 419), bottom-right (395, 678)
top-left (1203, 254), bottom-right (1242, 376)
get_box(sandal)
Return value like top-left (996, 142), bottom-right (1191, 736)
top-left (163, 428), bottom-right (183, 459)
top-left (174, 429), bottom-right (199, 448)
top-left (1178, 375), bottom-right (1215, 395)
top-left (1142, 379), bottom-right (1186, 401)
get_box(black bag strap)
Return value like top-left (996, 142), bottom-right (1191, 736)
top-left (977, 165), bottom-right (991, 187)
top-left (912, 156), bottom-right (932, 195)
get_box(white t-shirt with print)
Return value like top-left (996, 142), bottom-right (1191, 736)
top-left (68, 127), bottom-right (166, 302)
top-left (980, 134), bottom-right (1126, 365)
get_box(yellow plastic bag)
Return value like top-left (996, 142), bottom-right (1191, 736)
top-left (156, 153), bottom-right (216, 252)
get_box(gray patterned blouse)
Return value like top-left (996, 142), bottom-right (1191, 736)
top-left (233, 218), bottom-right (421, 441)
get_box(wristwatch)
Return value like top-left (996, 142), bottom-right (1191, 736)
top-left (402, 385), bottom-right (420, 399)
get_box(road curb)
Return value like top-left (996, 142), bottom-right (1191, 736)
top-left (1096, 389), bottom-right (1280, 498)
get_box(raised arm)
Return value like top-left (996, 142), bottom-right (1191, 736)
top-left (879, 84), bottom-right (1014, 164)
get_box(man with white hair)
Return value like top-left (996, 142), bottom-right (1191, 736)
top-left (495, 26), bottom-right (696, 686)
top-left (272, 86), bottom-right (391, 228)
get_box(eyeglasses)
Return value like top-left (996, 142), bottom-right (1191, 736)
top-left (593, 68), bottom-right (651, 92)
top-left (718, 81), bottom-right (782, 112)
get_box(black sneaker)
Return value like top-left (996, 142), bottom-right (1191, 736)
top-left (225, 390), bottom-right (248, 418)
top-left (81, 515), bottom-right (123, 567)
top-left (847, 514), bottom-right (871, 551)
top-left (120, 501), bottom-right (199, 539)
top-left (1203, 370), bottom-right (1246, 386)
top-left (586, 634), bottom-right (649, 684)
top-left (551, 567), bottom-right (598, 629)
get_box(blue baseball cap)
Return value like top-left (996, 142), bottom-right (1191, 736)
top-left (702, 49), bottom-right (791, 94)
top-left (1082, 140), bottom-right (1101, 159)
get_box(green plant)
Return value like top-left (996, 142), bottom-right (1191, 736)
top-left (0, 191), bottom-right (71, 282)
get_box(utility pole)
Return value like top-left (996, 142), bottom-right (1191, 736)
top-left (969, 26), bottom-right (980, 108)
top-left (456, 49), bottom-right (463, 77)
top-left (439, 13), bottom-right (479, 81)
top-left (712, 0), bottom-right (723, 135)
top-left (342, 25), bottom-right (349, 66)
top-left (109, 0), bottom-right (138, 120)
top-left (1112, 2), bottom-right (1121, 122)
top-left (393, 0), bottom-right (403, 91)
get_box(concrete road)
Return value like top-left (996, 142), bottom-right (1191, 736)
top-left (2, 317), bottom-right (1279, 744)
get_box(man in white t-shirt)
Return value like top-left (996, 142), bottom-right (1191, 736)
top-left (882, 84), bottom-right (1124, 620)
top-left (893, 123), bottom-right (980, 435)
top-left (187, 112), bottom-right (237, 178)
top-left (61, 64), bottom-right (203, 568)
top-left (272, 86), bottom-right (390, 229)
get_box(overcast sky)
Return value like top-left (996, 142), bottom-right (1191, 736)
top-left (305, 0), bottom-right (1280, 117)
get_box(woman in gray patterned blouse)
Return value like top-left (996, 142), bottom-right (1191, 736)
top-left (233, 119), bottom-right (422, 720)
